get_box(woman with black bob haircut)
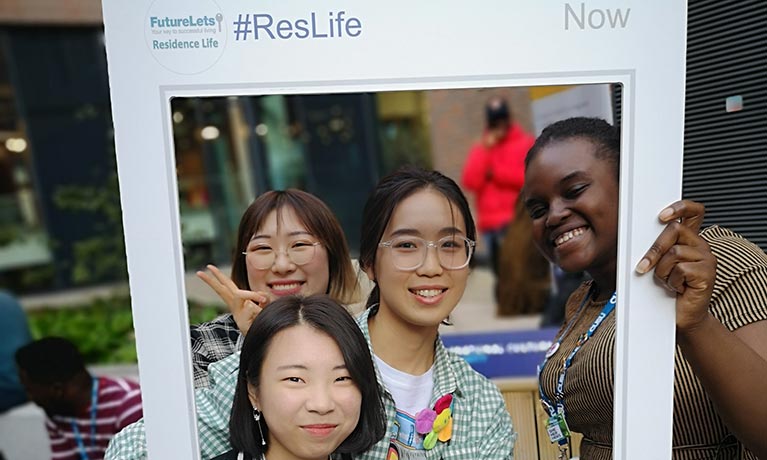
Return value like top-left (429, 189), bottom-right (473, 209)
top-left (223, 294), bottom-right (386, 460)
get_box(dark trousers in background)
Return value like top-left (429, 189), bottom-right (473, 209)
top-left (484, 226), bottom-right (508, 303)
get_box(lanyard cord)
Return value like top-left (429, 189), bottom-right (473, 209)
top-left (537, 287), bottom-right (617, 418)
top-left (71, 377), bottom-right (99, 460)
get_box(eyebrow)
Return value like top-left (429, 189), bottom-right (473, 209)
top-left (560, 171), bottom-right (589, 183)
top-left (250, 230), bottom-right (313, 241)
top-left (523, 170), bottom-right (591, 205)
top-left (275, 364), bottom-right (348, 371)
top-left (388, 227), bottom-right (465, 238)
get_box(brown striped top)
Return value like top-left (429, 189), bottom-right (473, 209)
top-left (539, 226), bottom-right (767, 460)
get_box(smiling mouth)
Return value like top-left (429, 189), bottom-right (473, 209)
top-left (554, 226), bottom-right (588, 247)
top-left (409, 288), bottom-right (447, 298)
top-left (268, 282), bottom-right (304, 292)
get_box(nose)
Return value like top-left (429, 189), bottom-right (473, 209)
top-left (416, 243), bottom-right (443, 276)
top-left (271, 250), bottom-right (296, 274)
top-left (545, 199), bottom-right (570, 229)
top-left (305, 383), bottom-right (335, 415)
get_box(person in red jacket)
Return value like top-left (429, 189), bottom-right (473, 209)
top-left (461, 97), bottom-right (535, 291)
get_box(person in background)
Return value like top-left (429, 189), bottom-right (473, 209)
top-left (15, 337), bottom-right (143, 460)
top-left (461, 97), bottom-right (534, 300)
top-left (497, 197), bottom-right (587, 324)
top-left (496, 198), bottom-right (551, 317)
top-left (0, 290), bottom-right (31, 413)
top-left (524, 117), bottom-right (767, 459)
top-left (215, 294), bottom-right (386, 460)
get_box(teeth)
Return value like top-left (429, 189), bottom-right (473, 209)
top-left (272, 283), bottom-right (301, 291)
top-left (414, 289), bottom-right (443, 298)
top-left (555, 227), bottom-right (586, 246)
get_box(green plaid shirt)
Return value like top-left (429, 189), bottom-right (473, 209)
top-left (105, 308), bottom-right (516, 460)
top-left (355, 308), bottom-right (516, 460)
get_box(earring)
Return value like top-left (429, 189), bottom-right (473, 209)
top-left (252, 407), bottom-right (266, 446)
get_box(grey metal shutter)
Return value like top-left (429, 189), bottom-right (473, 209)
top-left (682, 0), bottom-right (767, 250)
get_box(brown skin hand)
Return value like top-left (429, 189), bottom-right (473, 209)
top-left (636, 199), bottom-right (767, 458)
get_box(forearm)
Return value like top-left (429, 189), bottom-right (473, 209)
top-left (491, 166), bottom-right (524, 189)
top-left (677, 314), bottom-right (767, 457)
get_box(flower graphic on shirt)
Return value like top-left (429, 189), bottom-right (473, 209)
top-left (414, 393), bottom-right (454, 450)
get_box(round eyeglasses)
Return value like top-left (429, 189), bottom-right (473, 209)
top-left (378, 235), bottom-right (475, 271)
top-left (242, 240), bottom-right (321, 270)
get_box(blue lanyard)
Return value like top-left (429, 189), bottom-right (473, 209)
top-left (71, 377), bottom-right (99, 460)
top-left (537, 288), bottom-right (616, 419)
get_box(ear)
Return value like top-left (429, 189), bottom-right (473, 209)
top-left (247, 383), bottom-right (260, 409)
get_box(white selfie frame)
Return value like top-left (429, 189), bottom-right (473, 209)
top-left (101, 1), bottom-right (687, 458)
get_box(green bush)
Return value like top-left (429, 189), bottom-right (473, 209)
top-left (27, 295), bottom-right (226, 364)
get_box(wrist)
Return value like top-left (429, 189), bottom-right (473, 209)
top-left (677, 312), bottom-right (717, 345)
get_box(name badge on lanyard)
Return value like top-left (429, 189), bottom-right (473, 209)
top-left (537, 289), bottom-right (616, 447)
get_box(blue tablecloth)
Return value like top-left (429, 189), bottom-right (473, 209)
top-left (441, 327), bottom-right (559, 379)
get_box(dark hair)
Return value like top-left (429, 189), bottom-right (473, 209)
top-left (485, 97), bottom-right (511, 128)
top-left (15, 337), bottom-right (87, 384)
top-left (231, 189), bottom-right (360, 304)
top-left (229, 294), bottom-right (386, 457)
top-left (358, 166), bottom-right (477, 309)
top-left (525, 117), bottom-right (620, 177)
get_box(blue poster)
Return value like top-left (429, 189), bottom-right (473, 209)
top-left (441, 327), bottom-right (559, 379)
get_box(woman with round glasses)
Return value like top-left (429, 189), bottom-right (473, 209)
top-left (354, 166), bottom-right (515, 459)
top-left (191, 190), bottom-right (360, 388)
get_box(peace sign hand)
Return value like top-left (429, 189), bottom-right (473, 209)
top-left (196, 264), bottom-right (269, 336)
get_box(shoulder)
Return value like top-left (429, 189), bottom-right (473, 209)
top-left (107, 375), bottom-right (139, 393)
top-left (191, 314), bottom-right (238, 335)
top-left (210, 450), bottom-right (250, 460)
top-left (466, 141), bottom-right (488, 158)
top-left (701, 226), bottom-right (767, 271)
top-left (701, 226), bottom-right (767, 297)
top-left (104, 418), bottom-right (147, 459)
top-left (699, 226), bottom-right (767, 329)
top-left (508, 124), bottom-right (535, 147)
top-left (190, 314), bottom-right (240, 360)
top-left (208, 351), bottom-right (241, 386)
top-left (97, 376), bottom-right (140, 404)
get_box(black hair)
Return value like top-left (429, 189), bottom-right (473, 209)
top-left (485, 97), bottom-right (511, 128)
top-left (15, 337), bottom-right (87, 384)
top-left (358, 166), bottom-right (477, 309)
top-left (229, 294), bottom-right (386, 458)
top-left (525, 117), bottom-right (620, 178)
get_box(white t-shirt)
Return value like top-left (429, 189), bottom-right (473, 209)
top-left (375, 354), bottom-right (434, 415)
top-left (375, 354), bottom-right (434, 458)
